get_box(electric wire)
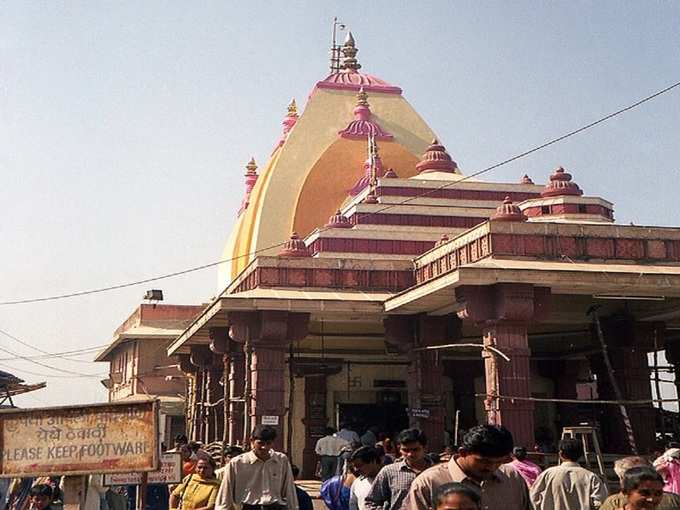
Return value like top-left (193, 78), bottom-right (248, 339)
top-left (0, 79), bottom-right (678, 307)
top-left (0, 342), bottom-right (103, 377)
top-left (0, 328), bottom-right (106, 363)
top-left (0, 346), bottom-right (105, 362)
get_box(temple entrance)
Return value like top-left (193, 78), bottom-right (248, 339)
top-left (337, 403), bottom-right (409, 439)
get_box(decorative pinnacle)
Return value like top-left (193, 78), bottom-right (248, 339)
top-left (356, 87), bottom-right (369, 107)
top-left (341, 31), bottom-right (361, 71)
top-left (245, 157), bottom-right (257, 175)
top-left (287, 98), bottom-right (297, 117)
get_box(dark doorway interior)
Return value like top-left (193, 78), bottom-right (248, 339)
top-left (338, 403), bottom-right (409, 438)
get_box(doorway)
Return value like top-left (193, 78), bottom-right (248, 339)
top-left (337, 403), bottom-right (409, 438)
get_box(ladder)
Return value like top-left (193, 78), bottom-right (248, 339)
top-left (561, 426), bottom-right (606, 478)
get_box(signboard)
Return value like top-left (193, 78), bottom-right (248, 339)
top-left (0, 400), bottom-right (159, 478)
top-left (408, 408), bottom-right (431, 419)
top-left (103, 452), bottom-right (182, 486)
top-left (261, 415), bottom-right (279, 425)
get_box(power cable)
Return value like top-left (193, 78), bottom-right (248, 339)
top-left (0, 342), bottom-right (103, 377)
top-left (0, 79), bottom-right (678, 307)
top-left (0, 362), bottom-right (108, 379)
top-left (0, 328), bottom-right (106, 363)
top-left (0, 346), bottom-right (105, 362)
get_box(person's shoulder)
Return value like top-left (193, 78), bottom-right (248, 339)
top-left (413, 461), bottom-right (449, 484)
top-left (663, 490), bottom-right (680, 504)
top-left (377, 461), bottom-right (402, 475)
top-left (498, 464), bottom-right (529, 484)
top-left (230, 451), bottom-right (255, 466)
top-left (269, 450), bottom-right (291, 463)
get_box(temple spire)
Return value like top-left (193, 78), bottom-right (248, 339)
top-left (341, 31), bottom-right (361, 71)
top-left (238, 157), bottom-right (259, 216)
top-left (287, 98), bottom-right (297, 117)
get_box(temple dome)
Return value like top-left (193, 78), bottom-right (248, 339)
top-left (217, 36), bottom-right (444, 290)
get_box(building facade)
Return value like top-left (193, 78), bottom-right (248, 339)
top-left (167, 33), bottom-right (680, 475)
top-left (96, 303), bottom-right (203, 445)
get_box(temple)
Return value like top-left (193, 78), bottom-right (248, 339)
top-left (167, 32), bottom-right (680, 475)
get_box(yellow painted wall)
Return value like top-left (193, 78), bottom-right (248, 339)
top-left (293, 139), bottom-right (420, 238)
top-left (218, 85), bottom-right (439, 289)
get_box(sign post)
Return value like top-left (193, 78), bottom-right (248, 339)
top-left (0, 400), bottom-right (159, 509)
top-left (62, 476), bottom-right (87, 510)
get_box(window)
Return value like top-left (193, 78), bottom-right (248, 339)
top-left (541, 205), bottom-right (550, 215)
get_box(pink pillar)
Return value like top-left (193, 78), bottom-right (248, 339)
top-left (228, 348), bottom-right (245, 446)
top-left (457, 284), bottom-right (551, 449)
top-left (250, 347), bottom-right (287, 450)
top-left (229, 311), bottom-right (309, 452)
top-left (384, 315), bottom-right (459, 453)
top-left (482, 322), bottom-right (534, 448)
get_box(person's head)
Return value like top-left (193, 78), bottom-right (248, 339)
top-left (179, 444), bottom-right (192, 461)
top-left (29, 484), bottom-right (53, 510)
top-left (325, 426), bottom-right (337, 436)
top-left (250, 425), bottom-right (277, 459)
top-left (434, 482), bottom-right (481, 510)
top-left (558, 438), bottom-right (583, 463)
top-left (195, 452), bottom-right (216, 478)
top-left (512, 446), bottom-right (528, 462)
top-left (223, 445), bottom-right (244, 462)
top-left (457, 425), bottom-right (514, 481)
top-left (614, 456), bottom-right (650, 482)
top-left (397, 428), bottom-right (427, 464)
top-left (291, 464), bottom-right (300, 480)
top-left (622, 466), bottom-right (664, 509)
top-left (188, 441), bottom-right (201, 453)
top-left (349, 446), bottom-right (382, 478)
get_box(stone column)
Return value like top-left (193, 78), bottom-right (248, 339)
top-left (538, 360), bottom-right (582, 431)
top-left (590, 319), bottom-right (658, 453)
top-left (190, 345), bottom-right (213, 442)
top-left (384, 315), bottom-right (459, 453)
top-left (228, 346), bottom-right (246, 446)
top-left (230, 311), bottom-right (309, 451)
top-left (302, 374), bottom-right (327, 478)
top-left (209, 327), bottom-right (229, 445)
top-left (177, 354), bottom-right (195, 439)
top-left (456, 284), bottom-right (551, 449)
top-left (665, 336), bottom-right (680, 430)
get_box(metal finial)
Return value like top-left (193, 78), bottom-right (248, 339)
top-left (368, 133), bottom-right (378, 188)
top-left (341, 31), bottom-right (361, 71)
top-left (245, 157), bottom-right (257, 175)
top-left (356, 87), bottom-right (369, 107)
top-left (329, 17), bottom-right (346, 74)
top-left (287, 98), bottom-right (297, 116)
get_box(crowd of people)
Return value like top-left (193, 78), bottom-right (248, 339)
top-left (314, 424), bottom-right (680, 510)
top-left (7, 424), bottom-right (680, 509)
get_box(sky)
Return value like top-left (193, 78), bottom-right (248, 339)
top-left (1, 1), bottom-right (679, 408)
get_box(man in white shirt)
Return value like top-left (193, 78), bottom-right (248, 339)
top-left (349, 446), bottom-right (382, 510)
top-left (215, 425), bottom-right (299, 510)
top-left (336, 423), bottom-right (361, 446)
top-left (530, 438), bottom-right (608, 510)
top-left (315, 427), bottom-right (350, 481)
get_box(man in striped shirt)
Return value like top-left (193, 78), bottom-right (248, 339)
top-left (364, 428), bottom-right (432, 510)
